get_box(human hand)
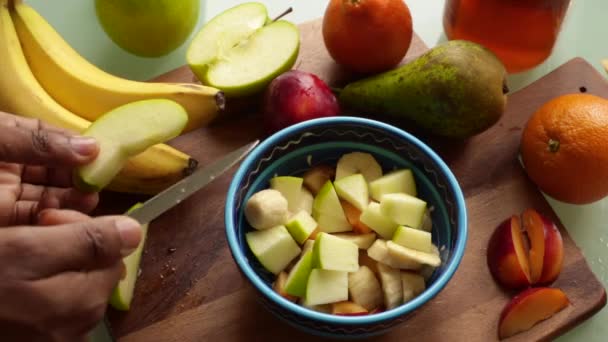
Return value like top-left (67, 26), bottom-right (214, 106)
top-left (0, 208), bottom-right (142, 341)
top-left (0, 111), bottom-right (100, 227)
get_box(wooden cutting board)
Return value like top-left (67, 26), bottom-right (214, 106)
top-left (102, 19), bottom-right (606, 341)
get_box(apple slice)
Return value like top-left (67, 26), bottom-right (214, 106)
top-left (303, 165), bottom-right (335, 195)
top-left (246, 225), bottom-right (301, 275)
top-left (312, 181), bottom-right (352, 233)
top-left (270, 176), bottom-right (304, 213)
top-left (334, 174), bottom-right (369, 211)
top-left (348, 266), bottom-right (383, 311)
top-left (359, 202), bottom-right (398, 239)
top-left (393, 226), bottom-right (432, 253)
top-left (379, 193), bottom-right (427, 229)
top-left (75, 99), bottom-right (188, 192)
top-left (295, 188), bottom-right (314, 215)
top-left (387, 241), bottom-right (441, 268)
top-left (187, 3), bottom-right (299, 97)
top-left (285, 210), bottom-right (318, 244)
top-left (312, 232), bottom-right (359, 272)
top-left (401, 272), bottom-right (426, 303)
top-left (368, 239), bottom-right (422, 270)
top-left (341, 200), bottom-right (372, 234)
top-left (523, 209), bottom-right (564, 285)
top-left (369, 169), bottom-right (417, 201)
top-left (377, 263), bottom-right (403, 310)
top-left (498, 287), bottom-right (569, 339)
top-left (332, 301), bottom-right (369, 316)
top-left (304, 269), bottom-right (348, 306)
top-left (273, 271), bottom-right (298, 302)
top-left (335, 152), bottom-right (383, 183)
top-left (487, 216), bottom-right (531, 289)
top-left (284, 250), bottom-right (314, 297)
top-left (332, 232), bottom-right (376, 250)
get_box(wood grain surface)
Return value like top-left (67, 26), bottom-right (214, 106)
top-left (102, 19), bottom-right (606, 341)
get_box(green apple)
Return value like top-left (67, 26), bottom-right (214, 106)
top-left (304, 269), bottom-right (348, 306)
top-left (367, 239), bottom-right (422, 270)
top-left (312, 181), bottom-right (352, 233)
top-left (401, 272), bottom-right (426, 303)
top-left (334, 174), bottom-right (369, 211)
top-left (348, 266), bottom-right (383, 311)
top-left (109, 203), bottom-right (147, 311)
top-left (187, 3), bottom-right (300, 97)
top-left (359, 202), bottom-right (398, 239)
top-left (285, 210), bottom-right (317, 244)
top-left (332, 232), bottom-right (376, 250)
top-left (284, 250), bottom-right (313, 297)
top-left (386, 241), bottom-right (441, 268)
top-left (312, 232), bottom-right (359, 272)
top-left (392, 226), bottom-right (432, 253)
top-left (379, 193), bottom-right (427, 229)
top-left (246, 225), bottom-right (301, 275)
top-left (377, 263), bottom-right (403, 310)
top-left (95, 0), bottom-right (199, 57)
top-left (270, 176), bottom-right (303, 213)
top-left (369, 169), bottom-right (417, 202)
top-left (295, 188), bottom-right (314, 214)
top-left (75, 99), bottom-right (188, 192)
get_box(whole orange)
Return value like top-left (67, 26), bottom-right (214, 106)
top-left (521, 93), bottom-right (608, 204)
top-left (322, 0), bottom-right (413, 74)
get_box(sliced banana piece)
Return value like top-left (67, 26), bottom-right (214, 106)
top-left (368, 239), bottom-right (422, 270)
top-left (335, 152), bottom-right (383, 183)
top-left (377, 263), bottom-right (403, 310)
top-left (348, 266), bottom-right (383, 311)
top-left (245, 189), bottom-right (289, 230)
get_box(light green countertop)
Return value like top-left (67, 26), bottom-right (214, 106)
top-left (24, 1), bottom-right (607, 341)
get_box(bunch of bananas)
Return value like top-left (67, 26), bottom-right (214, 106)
top-left (0, 0), bottom-right (224, 194)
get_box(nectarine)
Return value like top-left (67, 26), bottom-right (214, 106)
top-left (331, 301), bottom-right (369, 316)
top-left (341, 200), bottom-right (373, 234)
top-left (487, 216), bottom-right (532, 289)
top-left (523, 209), bottom-right (564, 285)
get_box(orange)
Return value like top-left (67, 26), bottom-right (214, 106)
top-left (521, 93), bottom-right (608, 204)
top-left (322, 0), bottom-right (413, 74)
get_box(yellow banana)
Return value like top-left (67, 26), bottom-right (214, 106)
top-left (0, 0), bottom-right (196, 195)
top-left (11, 1), bottom-right (224, 133)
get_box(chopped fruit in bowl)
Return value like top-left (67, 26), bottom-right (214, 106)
top-left (225, 117), bottom-right (467, 338)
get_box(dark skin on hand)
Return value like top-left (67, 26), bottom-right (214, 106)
top-left (0, 111), bottom-right (142, 342)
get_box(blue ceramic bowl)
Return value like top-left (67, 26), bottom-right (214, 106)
top-left (225, 117), bottom-right (467, 338)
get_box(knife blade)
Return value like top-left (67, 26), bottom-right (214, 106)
top-left (127, 140), bottom-right (259, 225)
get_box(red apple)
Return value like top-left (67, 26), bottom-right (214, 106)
top-left (331, 301), bottom-right (369, 316)
top-left (498, 287), bottom-right (569, 339)
top-left (487, 216), bottom-right (532, 289)
top-left (523, 209), bottom-right (564, 285)
top-left (262, 70), bottom-right (340, 134)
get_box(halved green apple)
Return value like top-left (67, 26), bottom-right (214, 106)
top-left (187, 3), bottom-right (300, 97)
top-left (334, 173), bottom-right (369, 211)
top-left (75, 99), bottom-right (188, 192)
top-left (312, 181), bottom-right (352, 233)
top-left (246, 225), bottom-right (301, 274)
top-left (312, 232), bottom-right (358, 272)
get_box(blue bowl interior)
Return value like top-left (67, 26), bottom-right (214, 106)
top-left (225, 117), bottom-right (467, 329)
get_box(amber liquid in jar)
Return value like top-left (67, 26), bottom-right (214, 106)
top-left (443, 0), bottom-right (571, 73)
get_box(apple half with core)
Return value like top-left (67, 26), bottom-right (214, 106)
top-left (246, 225), bottom-right (301, 274)
top-left (312, 181), bottom-right (352, 233)
top-left (187, 3), bottom-right (300, 97)
top-left (75, 99), bottom-right (188, 192)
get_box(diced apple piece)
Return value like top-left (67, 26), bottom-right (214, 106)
top-left (270, 176), bottom-right (303, 213)
top-left (295, 188), bottom-right (314, 215)
top-left (312, 232), bottom-right (359, 272)
top-left (487, 216), bottom-right (532, 289)
top-left (312, 181), bottom-right (352, 233)
top-left (284, 251), bottom-right (314, 297)
top-left (368, 239), bottom-right (422, 270)
top-left (334, 174), bottom-right (369, 211)
top-left (401, 272), bottom-right (426, 303)
top-left (498, 287), bottom-right (569, 339)
top-left (377, 263), bottom-right (403, 310)
top-left (341, 200), bottom-right (372, 234)
top-left (245, 189), bottom-right (289, 230)
top-left (348, 266), bottom-right (383, 311)
top-left (360, 202), bottom-right (398, 239)
top-left (285, 210), bottom-right (318, 244)
top-left (303, 165), bottom-right (335, 195)
top-left (332, 232), bottom-right (376, 250)
top-left (522, 209), bottom-right (564, 285)
top-left (386, 241), bottom-right (441, 267)
top-left (335, 152), bottom-right (383, 183)
top-left (302, 239), bottom-right (315, 255)
top-left (332, 301), bottom-right (369, 316)
top-left (359, 251), bottom-right (379, 275)
top-left (393, 225), bottom-right (432, 253)
top-left (369, 169), bottom-right (417, 201)
top-left (273, 271), bottom-right (298, 302)
top-left (304, 269), bottom-right (348, 306)
top-left (380, 193), bottom-right (426, 229)
top-left (246, 225), bottom-right (301, 275)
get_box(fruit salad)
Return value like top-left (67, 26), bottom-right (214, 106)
top-left (243, 152), bottom-right (441, 315)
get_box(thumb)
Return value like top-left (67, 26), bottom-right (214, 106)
top-left (0, 121), bottom-right (98, 167)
